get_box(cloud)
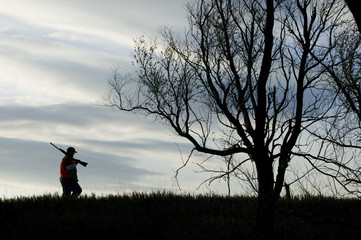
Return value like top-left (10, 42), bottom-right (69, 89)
top-left (0, 103), bottom-right (194, 169)
top-left (0, 103), bottom-right (197, 197)
top-left (0, 136), bottom-right (163, 197)
top-left (0, 0), bottom-right (189, 47)
top-left (0, 0), bottom-right (189, 106)
top-left (0, 30), bottom-right (128, 105)
top-left (0, 103), bottom-right (167, 140)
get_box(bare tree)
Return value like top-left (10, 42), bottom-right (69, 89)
top-left (105, 0), bottom-right (348, 239)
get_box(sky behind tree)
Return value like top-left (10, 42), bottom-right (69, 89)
top-left (0, 0), bottom-right (235, 198)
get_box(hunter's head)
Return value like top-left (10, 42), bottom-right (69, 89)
top-left (66, 147), bottom-right (77, 157)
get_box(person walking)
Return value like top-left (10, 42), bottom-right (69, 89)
top-left (59, 146), bottom-right (82, 198)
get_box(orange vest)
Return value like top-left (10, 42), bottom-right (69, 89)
top-left (59, 156), bottom-right (75, 178)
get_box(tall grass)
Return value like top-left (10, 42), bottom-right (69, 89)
top-left (0, 192), bottom-right (360, 240)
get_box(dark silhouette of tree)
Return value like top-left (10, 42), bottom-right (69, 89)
top-left (345, 0), bottom-right (361, 31)
top-left (105, 0), bottom-right (350, 239)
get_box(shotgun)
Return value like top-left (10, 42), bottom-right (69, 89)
top-left (50, 142), bottom-right (88, 167)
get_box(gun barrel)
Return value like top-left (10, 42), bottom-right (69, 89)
top-left (75, 159), bottom-right (88, 167)
top-left (79, 161), bottom-right (88, 167)
top-left (50, 142), bottom-right (66, 154)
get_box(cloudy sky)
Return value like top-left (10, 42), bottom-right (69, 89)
top-left (0, 0), bottom-right (236, 198)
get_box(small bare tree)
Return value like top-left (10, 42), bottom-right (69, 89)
top-left (105, 0), bottom-right (350, 238)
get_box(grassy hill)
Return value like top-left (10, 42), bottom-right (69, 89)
top-left (0, 192), bottom-right (360, 240)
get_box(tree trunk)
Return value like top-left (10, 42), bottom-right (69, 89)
top-left (256, 159), bottom-right (275, 240)
top-left (256, 196), bottom-right (275, 240)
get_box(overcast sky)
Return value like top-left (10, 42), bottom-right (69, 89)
top-left (0, 0), bottom-right (237, 198)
